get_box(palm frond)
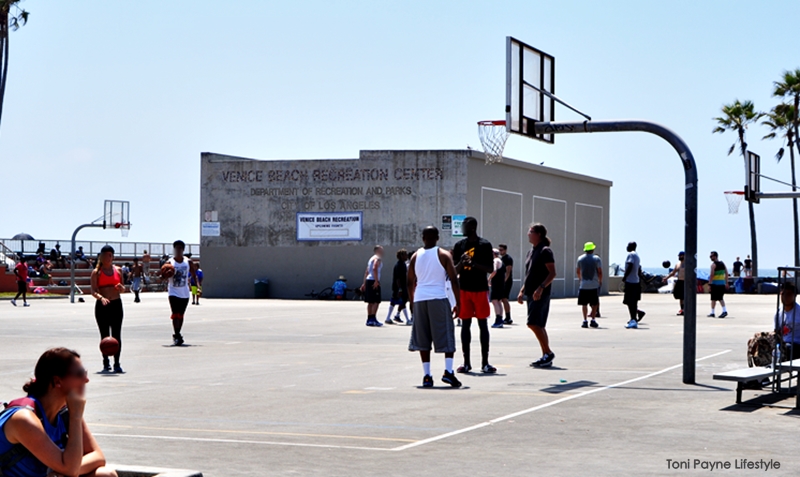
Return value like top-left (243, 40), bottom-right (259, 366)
top-left (728, 143), bottom-right (736, 156)
top-left (776, 148), bottom-right (785, 163)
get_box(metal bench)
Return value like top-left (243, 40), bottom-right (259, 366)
top-left (714, 363), bottom-right (800, 407)
top-left (713, 367), bottom-right (776, 405)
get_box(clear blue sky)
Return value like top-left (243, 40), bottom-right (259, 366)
top-left (0, 0), bottom-right (796, 270)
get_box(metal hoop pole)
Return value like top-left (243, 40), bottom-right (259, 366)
top-left (70, 223), bottom-right (104, 303)
top-left (532, 119), bottom-right (699, 384)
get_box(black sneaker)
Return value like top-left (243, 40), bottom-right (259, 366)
top-left (595, 311), bottom-right (601, 318)
top-left (393, 316), bottom-right (403, 324)
top-left (173, 334), bottom-right (184, 346)
top-left (422, 375), bottom-right (434, 388)
top-left (103, 358), bottom-right (111, 373)
top-left (581, 321), bottom-right (589, 328)
top-left (590, 320), bottom-right (599, 328)
top-left (531, 353), bottom-right (555, 368)
top-left (442, 371), bottom-right (462, 388)
top-left (719, 311), bottom-right (728, 318)
top-left (491, 318), bottom-right (504, 329)
top-left (503, 317), bottom-right (513, 325)
top-left (113, 364), bottom-right (124, 374)
top-left (636, 310), bottom-right (646, 322)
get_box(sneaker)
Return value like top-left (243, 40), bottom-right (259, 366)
top-left (406, 319), bottom-right (413, 326)
top-left (173, 334), bottom-right (184, 346)
top-left (373, 320), bottom-right (383, 327)
top-left (113, 364), bottom-right (124, 374)
top-left (531, 353), bottom-right (555, 368)
top-left (10, 299), bottom-right (16, 306)
top-left (481, 364), bottom-right (497, 374)
top-left (719, 311), bottom-right (728, 318)
top-left (503, 317), bottom-right (513, 325)
top-left (456, 319), bottom-right (462, 327)
top-left (384, 319), bottom-right (394, 325)
top-left (422, 375), bottom-right (434, 388)
top-left (581, 321), bottom-right (589, 328)
top-left (22, 303), bottom-right (29, 307)
top-left (393, 316), bottom-right (403, 324)
top-left (707, 313), bottom-right (715, 318)
top-left (456, 364), bottom-right (472, 374)
top-left (491, 320), bottom-right (504, 329)
top-left (103, 358), bottom-right (111, 373)
top-left (626, 319), bottom-right (638, 329)
top-left (636, 310), bottom-right (646, 322)
top-left (595, 312), bottom-right (601, 318)
top-left (365, 319), bottom-right (375, 327)
top-left (590, 320), bottom-right (599, 328)
top-left (441, 371), bottom-right (462, 388)
top-left (677, 309), bottom-right (684, 316)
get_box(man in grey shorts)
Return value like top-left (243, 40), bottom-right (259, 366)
top-left (408, 226), bottom-right (462, 388)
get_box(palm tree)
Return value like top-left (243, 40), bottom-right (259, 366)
top-left (0, 0), bottom-right (29, 134)
top-left (763, 103), bottom-right (799, 265)
top-left (713, 99), bottom-right (763, 276)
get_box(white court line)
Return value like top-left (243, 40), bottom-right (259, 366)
top-left (93, 350), bottom-right (731, 453)
top-left (390, 349), bottom-right (732, 451)
top-left (93, 433), bottom-right (391, 452)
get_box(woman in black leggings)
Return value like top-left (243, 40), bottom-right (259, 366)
top-left (91, 245), bottom-right (126, 373)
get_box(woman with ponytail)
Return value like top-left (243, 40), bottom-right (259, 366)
top-left (91, 245), bottom-right (126, 373)
top-left (518, 223), bottom-right (558, 368)
top-left (0, 348), bottom-right (117, 477)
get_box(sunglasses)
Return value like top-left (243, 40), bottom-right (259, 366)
top-left (67, 367), bottom-right (88, 379)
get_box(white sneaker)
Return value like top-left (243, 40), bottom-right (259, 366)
top-left (10, 299), bottom-right (16, 306)
top-left (626, 319), bottom-right (638, 329)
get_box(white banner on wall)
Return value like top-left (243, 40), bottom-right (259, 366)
top-left (201, 222), bottom-right (221, 237)
top-left (296, 212), bottom-right (363, 242)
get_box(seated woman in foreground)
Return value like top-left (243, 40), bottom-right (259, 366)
top-left (0, 347), bottom-right (117, 477)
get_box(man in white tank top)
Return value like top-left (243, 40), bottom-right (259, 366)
top-left (167, 240), bottom-right (196, 346)
top-left (361, 245), bottom-right (384, 327)
top-left (408, 226), bottom-right (462, 388)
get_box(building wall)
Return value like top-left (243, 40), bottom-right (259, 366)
top-left (465, 156), bottom-right (611, 297)
top-left (200, 151), bottom-right (469, 298)
top-left (200, 150), bottom-right (611, 299)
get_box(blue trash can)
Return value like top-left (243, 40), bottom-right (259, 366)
top-left (734, 278), bottom-right (744, 294)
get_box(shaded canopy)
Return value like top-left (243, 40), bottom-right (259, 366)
top-left (11, 233), bottom-right (34, 240)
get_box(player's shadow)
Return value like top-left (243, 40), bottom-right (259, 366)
top-left (160, 344), bottom-right (202, 348)
top-left (462, 372), bottom-right (508, 378)
top-left (541, 380), bottom-right (597, 394)
top-left (94, 370), bottom-right (123, 377)
top-left (414, 386), bottom-right (472, 391)
top-left (530, 365), bottom-right (567, 371)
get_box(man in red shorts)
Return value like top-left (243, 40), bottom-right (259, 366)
top-left (452, 216), bottom-right (496, 374)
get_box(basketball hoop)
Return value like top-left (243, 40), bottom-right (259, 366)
top-left (115, 222), bottom-right (131, 237)
top-left (724, 191), bottom-right (745, 214)
top-left (477, 120), bottom-right (509, 165)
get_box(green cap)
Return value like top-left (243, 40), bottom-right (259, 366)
top-left (583, 242), bottom-right (596, 252)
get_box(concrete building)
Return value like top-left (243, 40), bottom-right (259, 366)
top-left (200, 150), bottom-right (611, 299)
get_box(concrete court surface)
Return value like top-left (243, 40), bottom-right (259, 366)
top-left (0, 292), bottom-right (797, 476)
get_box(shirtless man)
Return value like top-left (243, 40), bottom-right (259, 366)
top-left (664, 251), bottom-right (686, 315)
top-left (131, 257), bottom-right (144, 303)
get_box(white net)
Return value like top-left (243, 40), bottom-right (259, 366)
top-left (477, 120), bottom-right (509, 164)
top-left (724, 191), bottom-right (744, 214)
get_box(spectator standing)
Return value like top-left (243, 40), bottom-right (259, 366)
top-left (744, 255), bottom-right (753, 277)
top-left (131, 258), bottom-right (144, 303)
top-left (191, 262), bottom-right (204, 305)
top-left (518, 223), bottom-right (557, 368)
top-left (498, 244), bottom-right (514, 325)
top-left (11, 258), bottom-right (29, 307)
top-left (623, 242), bottom-right (646, 329)
top-left (732, 256), bottom-right (743, 278)
top-left (664, 251), bottom-right (686, 315)
top-left (708, 251), bottom-right (729, 318)
top-left (489, 248), bottom-right (506, 329)
top-left (576, 242), bottom-right (602, 329)
top-left (386, 249), bottom-right (411, 325)
top-left (361, 245), bottom-right (384, 327)
top-left (142, 250), bottom-right (151, 282)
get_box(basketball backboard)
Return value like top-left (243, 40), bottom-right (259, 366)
top-left (745, 151), bottom-right (760, 204)
top-left (506, 36), bottom-right (555, 143)
top-left (104, 200), bottom-right (130, 232)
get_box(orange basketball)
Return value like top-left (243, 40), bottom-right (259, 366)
top-left (99, 337), bottom-right (120, 356)
top-left (161, 262), bottom-right (175, 279)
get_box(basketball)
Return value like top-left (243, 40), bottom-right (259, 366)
top-left (161, 263), bottom-right (175, 279)
top-left (662, 260), bottom-right (671, 269)
top-left (99, 337), bottom-right (120, 356)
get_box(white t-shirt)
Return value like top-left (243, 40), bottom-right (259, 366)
top-left (775, 304), bottom-right (800, 346)
top-left (168, 257), bottom-right (192, 299)
top-left (625, 252), bottom-right (641, 284)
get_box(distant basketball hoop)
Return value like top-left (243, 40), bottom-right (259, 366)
top-left (724, 191), bottom-right (745, 214)
top-left (477, 120), bottom-right (509, 165)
